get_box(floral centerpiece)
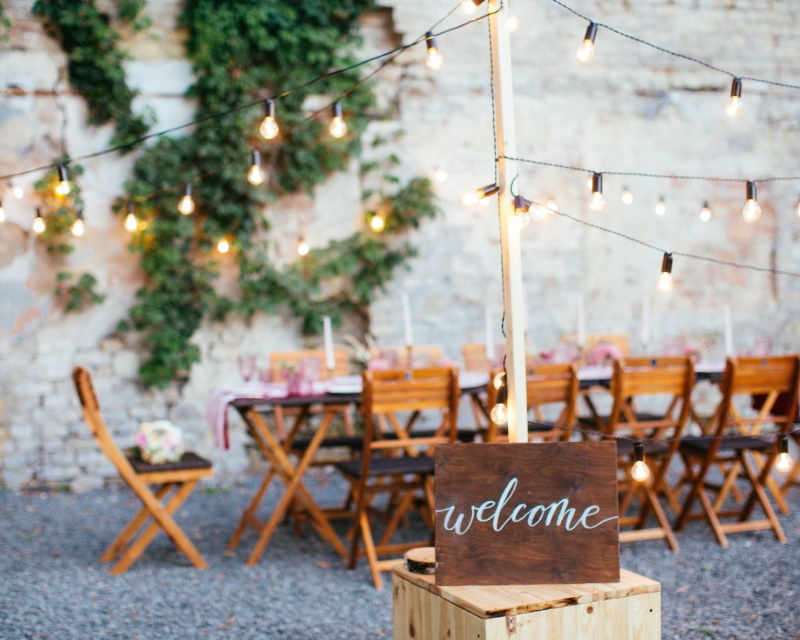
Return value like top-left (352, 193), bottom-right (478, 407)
top-left (135, 420), bottom-right (184, 464)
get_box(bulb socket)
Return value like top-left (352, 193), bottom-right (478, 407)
top-left (746, 181), bottom-right (757, 201)
top-left (730, 78), bottom-right (742, 99)
top-left (251, 150), bottom-right (261, 166)
top-left (75, 208), bottom-right (84, 221)
top-left (332, 101), bottom-right (343, 119)
top-left (478, 183), bottom-right (499, 198)
top-left (184, 183), bottom-right (192, 197)
top-left (265, 99), bottom-right (275, 118)
top-left (425, 31), bottom-right (438, 51)
top-left (513, 194), bottom-right (532, 213)
top-left (127, 201), bottom-right (135, 215)
top-left (57, 164), bottom-right (68, 182)
top-left (661, 252), bottom-right (673, 275)
top-left (702, 200), bottom-right (710, 209)
top-left (591, 172), bottom-right (603, 195)
top-left (496, 380), bottom-right (508, 405)
top-left (35, 208), bottom-right (42, 219)
top-left (634, 441), bottom-right (644, 464)
top-left (779, 435), bottom-right (789, 455)
top-left (584, 22), bottom-right (598, 44)
top-left (471, 0), bottom-right (485, 6)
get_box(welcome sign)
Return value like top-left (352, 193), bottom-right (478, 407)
top-left (434, 441), bottom-right (620, 586)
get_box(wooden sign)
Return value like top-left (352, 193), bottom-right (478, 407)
top-left (435, 441), bottom-right (619, 586)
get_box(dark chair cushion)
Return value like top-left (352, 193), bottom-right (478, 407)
top-left (337, 454), bottom-right (435, 479)
top-left (680, 435), bottom-right (774, 453)
top-left (289, 435), bottom-right (364, 451)
top-left (128, 451), bottom-right (212, 474)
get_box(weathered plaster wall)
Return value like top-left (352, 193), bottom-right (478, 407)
top-left (1, 0), bottom-right (798, 488)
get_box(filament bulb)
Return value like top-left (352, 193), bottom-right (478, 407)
top-left (492, 371), bottom-right (505, 390)
top-left (424, 32), bottom-right (443, 70)
top-left (726, 79), bottom-right (743, 118)
top-left (631, 460), bottom-right (651, 482)
top-left (546, 199), bottom-right (558, 212)
top-left (70, 213), bottom-right (85, 237)
top-left (247, 151), bottom-right (265, 185)
top-left (217, 238), bottom-right (230, 254)
top-left (743, 181), bottom-right (761, 222)
top-left (297, 237), bottom-right (310, 256)
top-left (178, 184), bottom-right (195, 215)
top-left (462, 191), bottom-right (479, 207)
top-left (516, 211), bottom-right (532, 228)
top-left (776, 451), bottom-right (793, 473)
top-left (589, 192), bottom-right (605, 211)
top-left (370, 213), bottom-right (385, 231)
top-left (700, 202), bottom-right (711, 222)
top-left (33, 210), bottom-right (45, 234)
top-left (531, 205), bottom-right (548, 222)
top-left (658, 272), bottom-right (673, 292)
top-left (329, 102), bottom-right (347, 139)
top-left (461, 0), bottom-right (477, 15)
top-left (124, 211), bottom-right (138, 232)
top-left (55, 165), bottom-right (71, 197)
top-left (622, 188), bottom-right (633, 205)
top-left (490, 402), bottom-right (508, 425)
top-left (576, 23), bottom-right (598, 62)
top-left (655, 198), bottom-right (666, 216)
top-left (259, 100), bottom-right (279, 140)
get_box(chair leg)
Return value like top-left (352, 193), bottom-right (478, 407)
top-left (377, 490), bottom-right (417, 547)
top-left (696, 482), bottom-right (729, 548)
top-left (227, 468), bottom-right (277, 550)
top-left (644, 486), bottom-right (679, 552)
top-left (738, 453), bottom-right (787, 543)
top-left (358, 510), bottom-right (383, 590)
top-left (101, 483), bottom-right (172, 562)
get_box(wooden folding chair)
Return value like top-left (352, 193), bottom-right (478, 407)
top-left (675, 356), bottom-right (800, 547)
top-left (484, 363), bottom-right (579, 443)
top-left (335, 367), bottom-right (459, 589)
top-left (72, 366), bottom-right (212, 574)
top-left (591, 356), bottom-right (695, 551)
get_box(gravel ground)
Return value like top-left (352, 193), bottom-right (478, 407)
top-left (1, 469), bottom-right (798, 640)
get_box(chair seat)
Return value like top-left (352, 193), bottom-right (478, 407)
top-left (680, 435), bottom-right (774, 453)
top-left (127, 451), bottom-right (212, 474)
top-left (396, 428), bottom-right (477, 443)
top-left (336, 455), bottom-right (435, 479)
top-left (289, 435), bottom-right (364, 451)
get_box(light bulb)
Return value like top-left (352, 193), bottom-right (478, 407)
top-left (297, 237), bottom-right (310, 256)
top-left (424, 32), bottom-right (443, 70)
top-left (631, 460), bottom-right (651, 482)
top-left (329, 101), bottom-right (347, 139)
top-left (743, 181), bottom-right (761, 222)
top-left (217, 238), bottom-right (230, 254)
top-left (462, 191), bottom-right (479, 206)
top-left (700, 201), bottom-right (711, 222)
top-left (726, 78), bottom-right (743, 118)
top-left (477, 184), bottom-right (499, 199)
top-left (70, 213), bottom-right (85, 237)
top-left (492, 371), bottom-right (505, 390)
top-left (531, 205), bottom-right (548, 221)
top-left (589, 192), bottom-right (605, 211)
top-left (515, 211), bottom-right (531, 228)
top-left (490, 402), bottom-right (508, 425)
top-left (370, 213), bottom-right (385, 231)
top-left (178, 184), bottom-right (195, 215)
top-left (434, 168), bottom-right (448, 183)
top-left (622, 188), bottom-right (633, 205)
top-left (576, 23), bottom-right (598, 62)
top-left (479, 196), bottom-right (491, 207)
top-left (507, 14), bottom-right (520, 33)
top-left (461, 0), bottom-right (477, 15)
top-left (55, 164), bottom-right (70, 197)
top-left (33, 210), bottom-right (45, 234)
top-left (776, 451), bottom-right (793, 473)
top-left (546, 199), bottom-right (558, 212)
top-left (655, 198), bottom-right (666, 216)
top-left (247, 150), bottom-right (264, 185)
top-left (11, 183), bottom-right (23, 199)
top-left (124, 212), bottom-right (138, 232)
top-left (259, 99), bottom-right (279, 140)
top-left (658, 272), bottom-right (673, 292)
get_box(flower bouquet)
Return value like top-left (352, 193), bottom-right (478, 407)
top-left (135, 420), bottom-right (184, 464)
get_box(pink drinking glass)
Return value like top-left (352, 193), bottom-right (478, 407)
top-left (237, 354), bottom-right (257, 382)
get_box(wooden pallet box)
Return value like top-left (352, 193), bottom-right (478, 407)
top-left (393, 564), bottom-right (661, 640)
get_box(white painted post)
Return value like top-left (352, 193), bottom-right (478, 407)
top-left (488, 0), bottom-right (527, 442)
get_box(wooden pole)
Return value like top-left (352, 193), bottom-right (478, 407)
top-left (488, 0), bottom-right (527, 442)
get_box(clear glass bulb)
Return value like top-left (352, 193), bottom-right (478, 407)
top-left (434, 168), bottom-right (448, 183)
top-left (425, 47), bottom-right (443, 70)
top-left (700, 205), bottom-right (712, 222)
top-left (776, 451), bottom-right (793, 473)
top-left (370, 214), bottom-right (385, 231)
top-left (70, 218), bottom-right (85, 237)
top-left (329, 116), bottom-right (347, 139)
top-left (655, 199), bottom-right (666, 216)
top-left (576, 39), bottom-right (595, 62)
top-left (507, 14), bottom-right (520, 33)
top-left (492, 371), bottom-right (505, 390)
top-left (11, 185), bottom-right (23, 199)
top-left (259, 116), bottom-right (279, 140)
top-left (531, 205), bottom-right (548, 221)
top-left (178, 195), bottom-right (195, 215)
top-left (658, 272), bottom-right (673, 292)
top-left (516, 212), bottom-right (531, 229)
top-left (462, 191), bottom-right (479, 207)
top-left (622, 189), bottom-right (633, 205)
top-left (55, 180), bottom-right (71, 197)
top-left (461, 0), bottom-right (476, 15)
top-left (124, 212), bottom-right (138, 232)
top-left (247, 164), bottom-right (265, 185)
top-left (631, 460), bottom-right (651, 482)
top-left (0, 205), bottom-right (5, 223)
top-left (33, 215), bottom-right (45, 234)
top-left (743, 199), bottom-right (761, 222)
top-left (589, 192), bottom-right (605, 211)
top-left (546, 199), bottom-right (558, 212)
top-left (490, 402), bottom-right (508, 425)
top-left (297, 239), bottom-right (310, 256)
top-left (217, 238), bottom-right (230, 254)
top-left (479, 196), bottom-right (491, 207)
top-left (725, 96), bottom-right (742, 118)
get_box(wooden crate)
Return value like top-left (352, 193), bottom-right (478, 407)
top-left (393, 564), bottom-right (660, 640)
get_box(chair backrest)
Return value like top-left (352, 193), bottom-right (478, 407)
top-left (360, 367), bottom-right (459, 457)
top-left (269, 349), bottom-right (350, 381)
top-left (711, 355), bottom-right (800, 437)
top-left (462, 343), bottom-right (497, 372)
top-left (606, 356), bottom-right (695, 439)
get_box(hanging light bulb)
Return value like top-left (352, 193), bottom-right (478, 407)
top-left (507, 14), bottom-right (520, 33)
top-left (490, 401), bottom-right (508, 425)
top-left (546, 198), bottom-right (558, 212)
top-left (433, 168), bottom-right (448, 183)
top-left (70, 209), bottom-right (85, 237)
top-left (10, 182), bottom-right (23, 199)
top-left (0, 198), bottom-right (4, 223)
top-left (217, 237), bottom-right (230, 254)
top-left (725, 78), bottom-right (743, 118)
top-left (32, 208), bottom-right (45, 234)
top-left (297, 236), bottom-right (310, 256)
top-left (655, 197), bottom-right (666, 216)
top-left (124, 201), bottom-right (138, 232)
top-left (700, 201), bottom-right (712, 222)
top-left (370, 212), bottom-right (386, 231)
top-left (424, 31), bottom-right (443, 70)
top-left (658, 252), bottom-right (673, 292)
top-left (259, 99), bottom-right (280, 140)
top-left (622, 188), bottom-right (634, 205)
top-left (576, 22), bottom-right (598, 62)
top-left (492, 371), bottom-right (506, 390)
top-left (776, 436), bottom-right (793, 473)
top-left (477, 184), bottom-right (499, 199)
top-left (742, 181), bottom-right (761, 222)
top-left (329, 101), bottom-right (347, 139)
top-left (589, 172), bottom-right (605, 211)
top-left (55, 164), bottom-right (71, 197)
top-left (631, 442), bottom-right (651, 482)
top-left (461, 0), bottom-right (482, 15)
top-left (515, 212), bottom-right (532, 228)
top-left (178, 184), bottom-right (195, 215)
top-left (462, 190), bottom-right (479, 206)
top-left (247, 150), bottom-right (265, 185)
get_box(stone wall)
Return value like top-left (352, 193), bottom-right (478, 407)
top-left (1, 0), bottom-right (798, 489)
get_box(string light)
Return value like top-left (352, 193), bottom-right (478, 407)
top-left (297, 236), bottom-right (310, 256)
top-left (259, 99), bottom-right (280, 140)
top-left (726, 78), bottom-right (743, 118)
top-left (32, 208), bottom-right (45, 234)
top-left (247, 150), bottom-right (265, 185)
top-left (370, 212), bottom-right (386, 231)
top-left (655, 197), bottom-right (666, 216)
top-left (55, 164), bottom-right (71, 197)
top-left (434, 168), bottom-right (448, 183)
top-left (124, 202), bottom-right (138, 232)
top-left (743, 181), bottom-right (761, 222)
top-left (10, 182), bottom-right (23, 199)
top-left (700, 201), bottom-right (712, 221)
top-left (492, 371), bottom-right (505, 390)
top-left (490, 383), bottom-right (508, 425)
top-left (0, 199), bottom-right (4, 223)
top-left (70, 209), bottom-right (85, 237)
top-left (589, 172), bottom-right (605, 211)
top-left (178, 184), bottom-right (195, 215)
top-left (776, 435), bottom-right (793, 473)
top-left (622, 187), bottom-right (633, 205)
top-left (631, 442), bottom-right (651, 482)
top-left (576, 22), bottom-right (598, 62)
top-left (514, 195), bottom-right (533, 228)
top-left (477, 183), bottom-right (499, 199)
top-left (462, 191), bottom-right (480, 206)
top-left (507, 14), bottom-right (520, 33)
top-left (424, 31), bottom-right (443, 70)
top-left (658, 252), bottom-right (673, 292)
top-left (329, 101), bottom-right (347, 139)
top-left (217, 237), bottom-right (230, 254)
